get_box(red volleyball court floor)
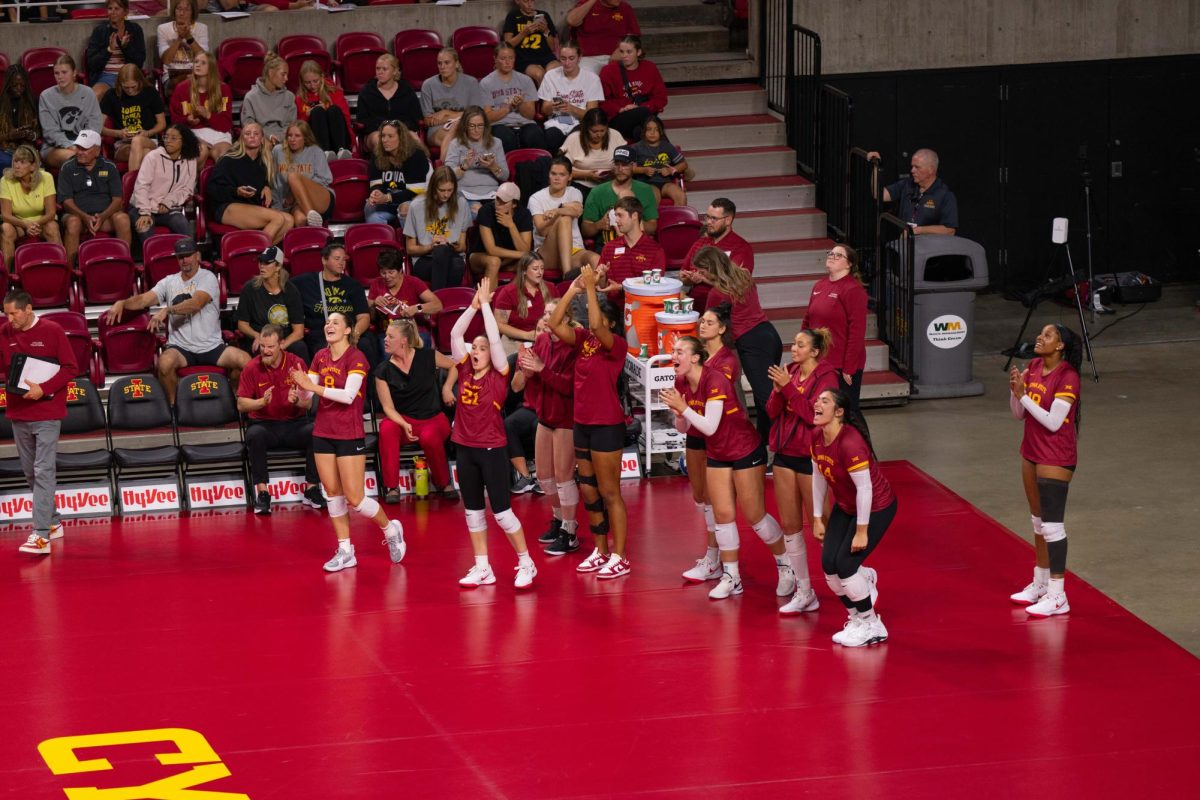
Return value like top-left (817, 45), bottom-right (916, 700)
top-left (2, 461), bottom-right (1198, 798)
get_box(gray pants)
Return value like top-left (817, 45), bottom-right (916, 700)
top-left (12, 419), bottom-right (62, 535)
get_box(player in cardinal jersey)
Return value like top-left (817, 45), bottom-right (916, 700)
top-left (662, 336), bottom-right (788, 602)
top-left (811, 388), bottom-right (897, 647)
top-left (452, 278), bottom-right (539, 590)
top-left (548, 264), bottom-right (631, 579)
top-left (290, 312), bottom-right (405, 573)
top-left (1008, 323), bottom-right (1083, 617)
top-left (765, 327), bottom-right (840, 615)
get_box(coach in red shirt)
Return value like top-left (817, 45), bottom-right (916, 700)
top-left (682, 197), bottom-right (755, 313)
top-left (567, 0), bottom-right (641, 73)
top-left (1, 289), bottom-right (78, 555)
top-left (236, 324), bottom-right (325, 516)
top-left (596, 195), bottom-right (665, 324)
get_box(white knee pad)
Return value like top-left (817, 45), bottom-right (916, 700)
top-left (703, 504), bottom-right (716, 531)
top-left (714, 521), bottom-right (740, 552)
top-left (824, 572), bottom-right (845, 597)
top-left (326, 495), bottom-right (348, 518)
top-left (1031, 514), bottom-right (1044, 538)
top-left (557, 480), bottom-right (579, 506)
top-left (752, 514), bottom-right (783, 546)
top-left (465, 508), bottom-right (488, 531)
top-left (493, 507), bottom-right (522, 534)
top-left (538, 478), bottom-right (559, 498)
top-left (842, 571), bottom-right (871, 603)
top-left (1041, 521), bottom-right (1066, 543)
top-left (353, 496), bottom-right (380, 519)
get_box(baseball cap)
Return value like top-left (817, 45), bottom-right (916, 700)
top-left (612, 146), bottom-right (634, 163)
top-left (495, 182), bottom-right (521, 203)
top-left (173, 237), bottom-right (197, 256)
top-left (257, 245), bottom-right (283, 264)
top-left (73, 130), bottom-right (102, 150)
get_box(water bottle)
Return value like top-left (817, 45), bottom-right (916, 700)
top-left (413, 456), bottom-right (430, 498)
top-left (638, 343), bottom-right (649, 361)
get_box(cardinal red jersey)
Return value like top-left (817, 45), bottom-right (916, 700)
top-left (802, 274), bottom-right (868, 375)
top-left (707, 284), bottom-right (769, 339)
top-left (525, 332), bottom-right (576, 429)
top-left (572, 330), bottom-right (626, 425)
top-left (451, 359), bottom-right (509, 449)
top-left (238, 350), bottom-right (309, 421)
top-left (706, 345), bottom-right (741, 387)
top-left (676, 366), bottom-right (759, 463)
top-left (1020, 358), bottom-right (1080, 467)
top-left (684, 230), bottom-right (755, 275)
top-left (811, 425), bottom-right (894, 515)
top-left (600, 232), bottom-right (666, 286)
top-left (493, 281), bottom-right (547, 333)
top-left (767, 360), bottom-right (839, 457)
top-left (311, 346), bottom-right (369, 439)
top-left (367, 274), bottom-right (430, 334)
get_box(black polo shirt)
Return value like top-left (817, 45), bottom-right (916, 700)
top-left (477, 201), bottom-right (533, 252)
top-left (883, 176), bottom-right (959, 229)
top-left (57, 156), bottom-right (122, 216)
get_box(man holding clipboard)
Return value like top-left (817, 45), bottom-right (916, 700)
top-left (1, 290), bottom-right (78, 555)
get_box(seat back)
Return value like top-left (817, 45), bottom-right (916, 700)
top-left (433, 287), bottom-right (483, 354)
top-left (458, 43), bottom-right (496, 81)
top-left (77, 238), bottom-right (137, 304)
top-left (20, 46), bottom-right (66, 72)
top-left (393, 28), bottom-right (442, 54)
top-left (107, 374), bottom-right (174, 431)
top-left (219, 230), bottom-right (272, 295)
top-left (175, 371), bottom-right (238, 430)
top-left (657, 206), bottom-right (704, 270)
top-left (278, 35), bottom-right (332, 92)
top-left (451, 26), bottom-right (501, 51)
top-left (505, 147), bottom-right (552, 178)
top-left (61, 377), bottom-right (107, 436)
top-left (14, 242), bottom-right (74, 308)
top-left (328, 158), bottom-right (369, 224)
top-left (216, 37), bottom-right (267, 74)
top-left (334, 32), bottom-right (385, 61)
top-left (228, 53), bottom-right (266, 99)
top-left (345, 223), bottom-right (400, 279)
top-left (282, 226), bottom-right (333, 276)
top-left (142, 233), bottom-right (189, 289)
top-left (398, 44), bottom-right (440, 91)
top-left (41, 311), bottom-right (97, 380)
top-left (337, 46), bottom-right (387, 95)
top-left (98, 312), bottom-right (158, 375)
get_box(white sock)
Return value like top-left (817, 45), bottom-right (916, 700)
top-left (562, 519), bottom-right (577, 534)
top-left (703, 504), bottom-right (716, 531)
top-left (1034, 566), bottom-right (1050, 586)
top-left (722, 561), bottom-right (740, 578)
top-left (859, 608), bottom-right (878, 622)
top-left (338, 539), bottom-right (352, 553)
top-left (784, 534), bottom-right (812, 593)
top-left (517, 551), bottom-right (533, 567)
top-left (1048, 577), bottom-right (1065, 596)
top-left (474, 555), bottom-right (490, 570)
top-left (705, 546), bottom-right (719, 562)
top-left (775, 554), bottom-right (788, 567)
top-left (553, 507), bottom-right (563, 521)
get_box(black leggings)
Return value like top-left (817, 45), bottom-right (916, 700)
top-left (456, 443), bottom-right (512, 513)
top-left (412, 245), bottom-right (466, 291)
top-left (839, 368), bottom-right (865, 413)
top-left (821, 498), bottom-right (897, 579)
top-left (736, 321), bottom-right (783, 446)
top-left (504, 406), bottom-right (538, 461)
top-left (245, 418), bottom-right (318, 486)
top-left (307, 105), bottom-right (351, 152)
top-left (609, 106), bottom-right (653, 142)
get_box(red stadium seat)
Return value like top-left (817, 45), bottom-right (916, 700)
top-left (214, 230), bottom-right (271, 296)
top-left (77, 238), bottom-right (138, 305)
top-left (344, 223), bottom-right (401, 279)
top-left (196, 166), bottom-right (240, 247)
top-left (328, 158), bottom-right (369, 224)
top-left (505, 147), bottom-right (552, 179)
top-left (657, 205), bottom-right (703, 270)
top-left (433, 287), bottom-right (484, 355)
top-left (282, 226), bottom-right (332, 276)
top-left (334, 33), bottom-right (386, 95)
top-left (393, 29), bottom-right (442, 53)
top-left (141, 233), bottom-right (189, 288)
top-left (216, 38), bottom-right (267, 99)
top-left (41, 311), bottom-right (105, 387)
top-left (394, 30), bottom-right (442, 90)
top-left (451, 26), bottom-right (501, 51)
top-left (451, 27), bottom-right (502, 81)
top-left (22, 47), bottom-right (69, 96)
top-left (277, 35), bottom-right (331, 93)
top-left (98, 311), bottom-right (158, 375)
top-left (12, 242), bottom-right (80, 311)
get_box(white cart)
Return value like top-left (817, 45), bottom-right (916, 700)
top-left (623, 353), bottom-right (686, 476)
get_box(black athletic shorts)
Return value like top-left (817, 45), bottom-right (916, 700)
top-left (1023, 458), bottom-right (1077, 472)
top-left (165, 343), bottom-right (227, 367)
top-left (312, 436), bottom-right (368, 457)
top-left (686, 434), bottom-right (706, 451)
top-left (707, 442), bottom-right (768, 471)
top-left (772, 451), bottom-right (813, 475)
top-left (573, 422), bottom-right (625, 457)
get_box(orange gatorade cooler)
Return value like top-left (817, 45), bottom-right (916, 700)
top-left (655, 310), bottom-right (700, 356)
top-left (622, 276), bottom-right (682, 355)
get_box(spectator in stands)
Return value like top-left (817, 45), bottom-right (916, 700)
top-left (367, 248), bottom-right (442, 350)
top-left (206, 0), bottom-right (278, 12)
top-left (0, 146), bottom-right (61, 266)
top-left (537, 42), bottom-right (602, 154)
top-left (132, 124), bottom-right (199, 246)
top-left (272, 120), bottom-right (333, 228)
top-left (236, 246), bottom-right (307, 361)
top-left (561, 107), bottom-right (625, 191)
top-left (502, 0), bottom-right (561, 86)
top-left (374, 318), bottom-right (459, 504)
top-left (567, 0), bottom-right (641, 74)
top-left (529, 155), bottom-right (599, 277)
top-left (206, 123), bottom-right (294, 244)
top-left (421, 48), bottom-right (488, 150)
top-left (365, 121), bottom-right (431, 228)
top-left (470, 182), bottom-right (532, 286)
top-left (482, 43), bottom-right (546, 152)
top-left (39, 55), bottom-right (104, 170)
top-left (494, 250), bottom-right (551, 343)
top-left (801, 244), bottom-right (869, 409)
top-left (293, 242), bottom-right (373, 363)
top-left (1, 289), bottom-right (77, 557)
top-left (443, 105), bottom-right (509, 205)
top-left (237, 323), bottom-right (325, 515)
top-left (581, 145), bottom-right (658, 241)
top-left (594, 195), bottom-right (665, 320)
top-left (630, 114), bottom-right (687, 206)
top-left (100, 64), bottom-right (166, 172)
top-left (295, 60), bottom-right (353, 160)
top-left (58, 130), bottom-right (132, 266)
top-left (84, 0), bottom-right (147, 101)
top-left (169, 51), bottom-right (233, 165)
top-left (599, 35), bottom-right (667, 142)
top-left (241, 55), bottom-right (295, 148)
top-left (403, 165), bottom-right (470, 291)
top-left (104, 236), bottom-right (249, 404)
top-left (0, 67), bottom-right (41, 171)
top-left (158, 0), bottom-right (209, 93)
top-left (870, 147), bottom-right (958, 235)
top-left (682, 197), bottom-right (754, 312)
top-left (357, 54), bottom-right (424, 156)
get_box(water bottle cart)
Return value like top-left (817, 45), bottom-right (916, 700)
top-left (623, 352), bottom-right (686, 476)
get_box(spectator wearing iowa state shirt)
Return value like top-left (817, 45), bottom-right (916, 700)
top-left (598, 36), bottom-right (667, 143)
top-left (683, 197), bottom-right (754, 313)
top-left (567, 0), bottom-right (641, 74)
top-left (0, 289), bottom-right (79, 556)
top-left (292, 242), bottom-right (374, 365)
top-left (364, 120), bottom-right (431, 228)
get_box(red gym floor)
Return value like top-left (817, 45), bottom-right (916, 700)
top-left (3, 462), bottom-right (1198, 798)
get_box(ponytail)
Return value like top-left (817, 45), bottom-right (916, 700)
top-left (1053, 324), bottom-right (1084, 433)
top-left (825, 387), bottom-right (874, 457)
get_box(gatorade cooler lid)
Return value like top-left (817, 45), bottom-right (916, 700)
top-left (623, 276), bottom-right (683, 295)
top-left (655, 310), bottom-right (700, 323)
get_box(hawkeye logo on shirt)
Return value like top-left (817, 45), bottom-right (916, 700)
top-left (424, 217), bottom-right (450, 238)
top-left (581, 338), bottom-right (601, 359)
top-left (317, 286), bottom-right (353, 317)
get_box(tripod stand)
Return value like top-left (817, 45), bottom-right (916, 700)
top-left (1003, 232), bottom-right (1099, 381)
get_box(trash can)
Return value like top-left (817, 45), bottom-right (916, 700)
top-left (912, 236), bottom-right (989, 398)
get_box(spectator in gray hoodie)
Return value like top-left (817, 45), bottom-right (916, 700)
top-left (240, 55), bottom-right (296, 147)
top-left (38, 55), bottom-right (104, 169)
top-left (273, 120), bottom-right (334, 228)
top-left (442, 105), bottom-right (508, 206)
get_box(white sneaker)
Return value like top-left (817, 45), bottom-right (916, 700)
top-left (306, 209), bottom-right (323, 227)
top-left (776, 563), bottom-right (797, 597)
top-left (459, 564), bottom-right (496, 587)
top-left (323, 545), bottom-right (357, 572)
top-left (19, 534), bottom-right (50, 555)
top-left (831, 614), bottom-right (862, 646)
top-left (48, 522), bottom-right (65, 540)
top-left (337, 148), bottom-right (353, 160)
top-left (324, 150), bottom-right (337, 162)
top-left (596, 554), bottom-right (631, 580)
top-left (861, 566), bottom-right (879, 606)
top-left (681, 555), bottom-right (722, 582)
top-left (708, 571), bottom-right (743, 599)
top-left (1026, 592), bottom-right (1069, 617)
top-left (576, 548), bottom-right (609, 573)
top-left (1010, 580), bottom-right (1048, 605)
top-left (514, 561), bottom-right (537, 589)
top-left (779, 587), bottom-right (820, 615)
top-left (382, 520), bottom-right (406, 564)
top-left (839, 614), bottom-right (888, 647)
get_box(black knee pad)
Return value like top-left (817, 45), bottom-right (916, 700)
top-left (575, 449), bottom-right (591, 462)
top-left (590, 520), bottom-right (610, 535)
top-left (1036, 478), bottom-right (1070, 523)
top-left (576, 472), bottom-right (598, 487)
top-left (584, 497), bottom-right (606, 513)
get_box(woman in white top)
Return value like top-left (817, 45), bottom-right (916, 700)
top-left (157, 0), bottom-right (209, 93)
top-left (561, 107), bottom-right (625, 190)
top-left (528, 155), bottom-right (599, 277)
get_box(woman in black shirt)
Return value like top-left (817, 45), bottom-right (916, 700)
top-left (356, 54), bottom-right (424, 157)
top-left (101, 64), bottom-right (167, 171)
top-left (0, 66), bottom-right (40, 171)
top-left (365, 120), bottom-right (431, 228)
top-left (206, 122), bottom-right (294, 244)
top-left (236, 246), bottom-right (308, 362)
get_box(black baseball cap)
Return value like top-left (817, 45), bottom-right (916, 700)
top-left (612, 147), bottom-right (634, 163)
top-left (173, 237), bottom-right (197, 256)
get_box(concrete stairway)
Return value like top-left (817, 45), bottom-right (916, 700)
top-left (661, 81), bottom-right (910, 405)
top-left (637, 0), bottom-right (757, 83)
